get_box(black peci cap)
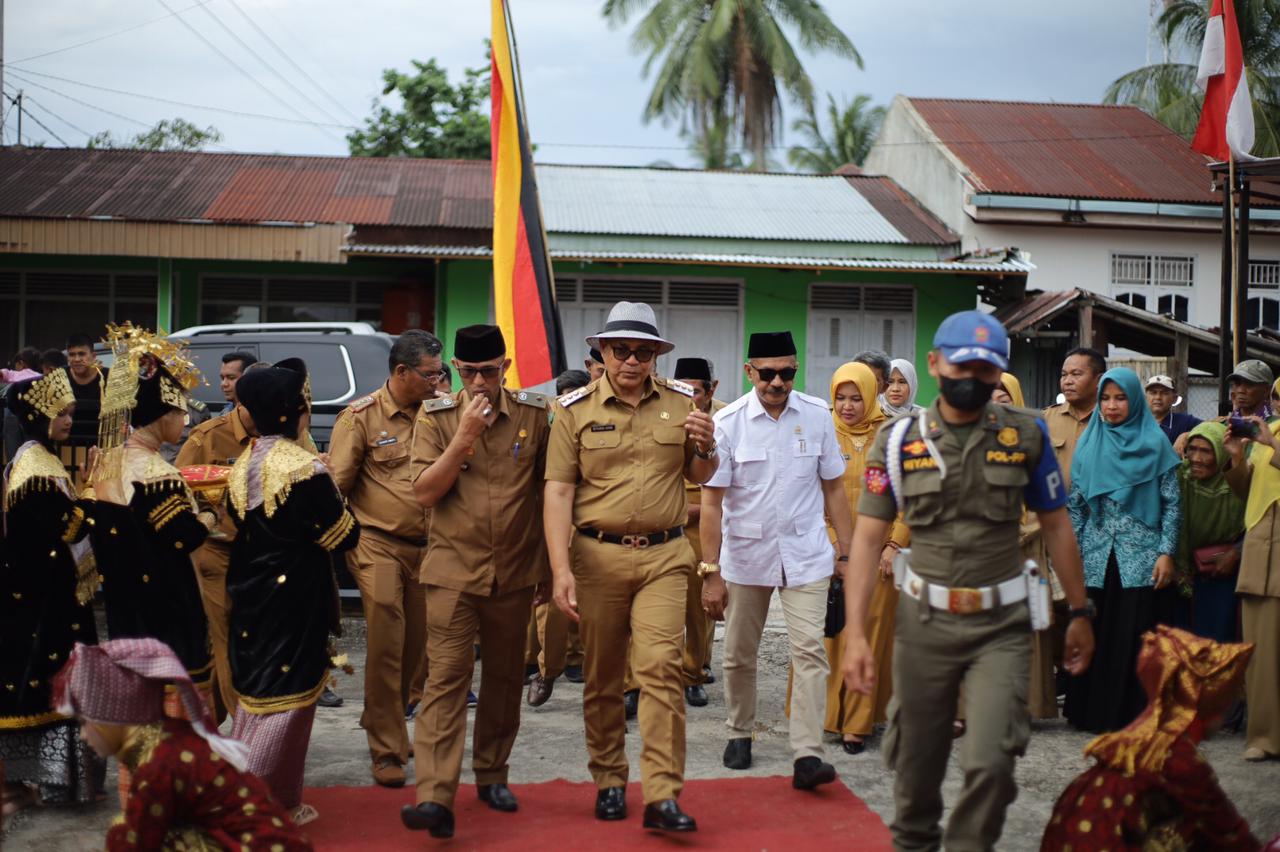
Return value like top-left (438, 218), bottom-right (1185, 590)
top-left (747, 331), bottom-right (796, 359)
top-left (454, 325), bottom-right (506, 362)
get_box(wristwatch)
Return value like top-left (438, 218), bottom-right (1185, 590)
top-left (693, 441), bottom-right (717, 460)
top-left (697, 561), bottom-right (721, 578)
top-left (1068, 600), bottom-right (1098, 621)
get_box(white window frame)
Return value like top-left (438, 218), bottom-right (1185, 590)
top-left (1110, 252), bottom-right (1196, 323)
top-left (1247, 259), bottom-right (1280, 331)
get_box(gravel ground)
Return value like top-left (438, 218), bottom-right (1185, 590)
top-left (4, 607), bottom-right (1279, 850)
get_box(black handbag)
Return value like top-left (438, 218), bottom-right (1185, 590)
top-left (824, 577), bottom-right (846, 638)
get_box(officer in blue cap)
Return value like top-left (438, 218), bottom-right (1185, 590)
top-left (839, 310), bottom-right (1096, 850)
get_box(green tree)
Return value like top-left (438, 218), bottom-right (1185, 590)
top-left (603, 0), bottom-right (860, 169)
top-left (787, 93), bottom-right (884, 172)
top-left (87, 118), bottom-right (222, 151)
top-left (347, 58), bottom-right (490, 159)
top-left (1105, 0), bottom-right (1280, 156)
top-left (687, 112), bottom-right (747, 169)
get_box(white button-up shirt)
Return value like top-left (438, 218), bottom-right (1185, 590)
top-left (706, 388), bottom-right (846, 588)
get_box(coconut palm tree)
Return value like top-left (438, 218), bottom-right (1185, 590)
top-left (787, 93), bottom-right (884, 172)
top-left (1105, 0), bottom-right (1280, 157)
top-left (602, 0), bottom-right (860, 169)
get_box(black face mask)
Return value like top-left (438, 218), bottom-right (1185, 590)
top-left (939, 375), bottom-right (997, 411)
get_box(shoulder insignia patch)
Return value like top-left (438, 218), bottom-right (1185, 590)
top-left (513, 390), bottom-right (548, 409)
top-left (558, 385), bottom-right (592, 408)
top-left (997, 426), bottom-right (1019, 447)
top-left (421, 396), bottom-right (457, 414)
top-left (865, 465), bottom-right (890, 495)
top-left (348, 395), bottom-right (376, 413)
top-left (662, 377), bottom-right (695, 397)
top-left (902, 439), bottom-right (929, 458)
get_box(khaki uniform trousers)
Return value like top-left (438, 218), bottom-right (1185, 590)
top-left (1242, 595), bottom-right (1280, 755)
top-left (723, 578), bottom-right (829, 760)
top-left (574, 534), bottom-right (692, 804)
top-left (414, 584), bottom-right (536, 808)
top-left (885, 595), bottom-right (1031, 852)
top-left (682, 522), bottom-right (713, 684)
top-left (347, 529), bottom-right (428, 765)
top-left (191, 540), bottom-right (236, 722)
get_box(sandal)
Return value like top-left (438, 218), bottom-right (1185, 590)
top-left (841, 737), bottom-right (866, 755)
top-left (290, 803), bottom-right (319, 826)
top-left (952, 720), bottom-right (967, 739)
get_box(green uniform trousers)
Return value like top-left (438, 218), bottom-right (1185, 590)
top-left (884, 594), bottom-right (1031, 852)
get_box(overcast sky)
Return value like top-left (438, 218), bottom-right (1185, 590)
top-left (3, 1), bottom-right (1163, 167)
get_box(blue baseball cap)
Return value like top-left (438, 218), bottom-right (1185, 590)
top-left (933, 310), bottom-right (1009, 370)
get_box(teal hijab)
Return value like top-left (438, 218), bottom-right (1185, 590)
top-left (1071, 367), bottom-right (1181, 528)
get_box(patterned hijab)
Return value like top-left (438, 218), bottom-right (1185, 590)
top-left (1071, 367), bottom-right (1181, 528)
top-left (830, 361), bottom-right (884, 442)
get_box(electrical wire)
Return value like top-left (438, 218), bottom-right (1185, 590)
top-left (192, 0), bottom-right (348, 129)
top-left (7, 0), bottom-right (215, 65)
top-left (7, 72), bottom-right (153, 128)
top-left (150, 0), bottom-right (332, 130)
top-left (6, 91), bottom-right (72, 146)
top-left (220, 0), bottom-right (361, 124)
top-left (7, 67), bottom-right (358, 130)
top-left (21, 95), bottom-right (94, 139)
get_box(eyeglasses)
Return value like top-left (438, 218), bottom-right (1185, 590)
top-left (609, 344), bottom-right (657, 363)
top-left (408, 366), bottom-right (446, 383)
top-left (456, 365), bottom-right (503, 379)
top-left (752, 366), bottom-right (797, 383)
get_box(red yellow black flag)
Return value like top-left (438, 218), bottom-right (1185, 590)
top-left (490, 0), bottom-right (565, 388)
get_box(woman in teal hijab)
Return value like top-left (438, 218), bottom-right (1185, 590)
top-left (1066, 367), bottom-right (1183, 733)
top-left (1178, 421), bottom-right (1246, 642)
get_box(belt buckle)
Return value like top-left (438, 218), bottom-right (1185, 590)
top-left (947, 588), bottom-right (983, 614)
top-left (621, 534), bottom-right (650, 549)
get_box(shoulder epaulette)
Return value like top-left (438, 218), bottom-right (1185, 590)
top-left (660, 377), bottom-right (696, 397)
top-left (421, 395), bottom-right (459, 414)
top-left (348, 395), bottom-right (376, 413)
top-left (794, 390), bottom-right (830, 408)
top-left (558, 384), bottom-right (594, 408)
top-left (511, 390), bottom-right (549, 409)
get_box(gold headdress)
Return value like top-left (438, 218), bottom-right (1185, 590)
top-left (94, 324), bottom-right (202, 482)
top-left (15, 369), bottom-right (74, 422)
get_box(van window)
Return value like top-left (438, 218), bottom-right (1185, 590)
top-left (257, 342), bottom-right (353, 403)
top-left (185, 344), bottom-right (259, 406)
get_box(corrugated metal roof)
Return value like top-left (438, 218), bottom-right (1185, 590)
top-left (535, 165), bottom-right (907, 243)
top-left (0, 148), bottom-right (947, 246)
top-left (906, 98), bottom-right (1220, 204)
top-left (343, 243), bottom-right (1033, 274)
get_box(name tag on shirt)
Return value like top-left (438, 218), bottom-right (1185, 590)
top-left (590, 424), bottom-right (616, 432)
top-left (376, 436), bottom-right (398, 446)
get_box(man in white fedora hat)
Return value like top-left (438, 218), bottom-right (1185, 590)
top-left (543, 301), bottom-right (718, 833)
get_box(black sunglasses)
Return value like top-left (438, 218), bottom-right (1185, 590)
top-left (752, 366), bottom-right (797, 383)
top-left (456, 365), bottom-right (502, 379)
top-left (609, 344), bottom-right (658, 363)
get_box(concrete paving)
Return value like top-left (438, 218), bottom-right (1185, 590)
top-left (4, 605), bottom-right (1279, 850)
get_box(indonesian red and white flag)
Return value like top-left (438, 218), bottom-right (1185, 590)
top-left (1191, 0), bottom-right (1255, 161)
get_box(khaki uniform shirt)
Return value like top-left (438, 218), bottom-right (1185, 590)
top-left (858, 401), bottom-right (1067, 588)
top-left (329, 383), bottom-right (429, 542)
top-left (1042, 402), bottom-right (1093, 491)
top-left (410, 387), bottom-right (550, 596)
top-left (545, 374), bottom-right (698, 535)
top-left (175, 407), bottom-right (256, 542)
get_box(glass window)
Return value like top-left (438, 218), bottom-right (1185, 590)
top-left (202, 304), bottom-right (261, 325)
top-left (266, 304), bottom-right (352, 323)
top-left (26, 299), bottom-right (110, 351)
top-left (183, 343), bottom-right (260, 406)
top-left (115, 302), bottom-right (157, 331)
top-left (256, 341), bottom-right (352, 403)
top-left (0, 298), bottom-right (17, 360)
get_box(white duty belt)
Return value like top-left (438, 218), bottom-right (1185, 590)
top-left (899, 563), bottom-right (1028, 615)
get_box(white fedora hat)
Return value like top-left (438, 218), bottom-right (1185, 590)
top-left (586, 301), bottom-right (675, 355)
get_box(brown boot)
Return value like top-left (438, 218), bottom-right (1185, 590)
top-left (527, 674), bottom-right (555, 707)
top-left (372, 757), bottom-right (406, 788)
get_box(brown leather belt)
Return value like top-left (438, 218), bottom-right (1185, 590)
top-left (577, 526), bottom-right (683, 549)
top-left (366, 527), bottom-right (429, 548)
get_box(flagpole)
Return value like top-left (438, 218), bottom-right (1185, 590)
top-left (1229, 152), bottom-right (1239, 366)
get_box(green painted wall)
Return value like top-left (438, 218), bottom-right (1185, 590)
top-left (911, 278), bottom-right (977, 405)
top-left (437, 260), bottom-right (491, 391)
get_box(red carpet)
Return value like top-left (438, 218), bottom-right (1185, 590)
top-left (301, 775), bottom-right (891, 850)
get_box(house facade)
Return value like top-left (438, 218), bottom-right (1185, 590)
top-left (0, 147), bottom-right (1030, 401)
top-left (865, 97), bottom-right (1280, 342)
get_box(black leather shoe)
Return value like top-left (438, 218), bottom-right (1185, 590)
top-left (723, 737), bottom-right (751, 770)
top-left (642, 799), bottom-right (697, 832)
top-left (317, 688), bottom-right (343, 708)
top-left (702, 666), bottom-right (715, 684)
top-left (400, 802), bottom-right (455, 838)
top-left (793, 756), bottom-right (837, 790)
top-left (684, 685), bottom-right (708, 707)
top-left (564, 664), bottom-right (584, 683)
top-left (477, 783), bottom-right (518, 812)
top-left (623, 689), bottom-right (639, 720)
top-left (524, 663), bottom-right (539, 684)
top-left (841, 738), bottom-right (866, 755)
top-left (526, 674), bottom-right (554, 707)
top-left (595, 786), bottom-right (626, 821)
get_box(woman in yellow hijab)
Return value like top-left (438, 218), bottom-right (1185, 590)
top-left (810, 362), bottom-right (908, 753)
top-left (1224, 390), bottom-right (1280, 761)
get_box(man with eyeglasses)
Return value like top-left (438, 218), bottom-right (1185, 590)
top-left (328, 329), bottom-right (441, 788)
top-left (544, 302), bottom-right (717, 833)
top-left (700, 331), bottom-right (851, 793)
top-left (401, 324), bottom-right (551, 839)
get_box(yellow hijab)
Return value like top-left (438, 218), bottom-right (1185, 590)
top-left (999, 372), bottom-right (1026, 408)
top-left (830, 361), bottom-right (884, 441)
top-left (1244, 417), bottom-right (1280, 530)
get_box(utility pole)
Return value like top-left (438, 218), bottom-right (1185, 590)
top-left (1, 0), bottom-right (6, 143)
top-left (15, 90), bottom-right (22, 145)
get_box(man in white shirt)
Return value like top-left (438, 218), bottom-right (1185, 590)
top-left (700, 331), bottom-right (853, 791)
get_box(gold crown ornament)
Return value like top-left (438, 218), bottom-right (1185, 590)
top-left (16, 369), bottom-right (75, 422)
